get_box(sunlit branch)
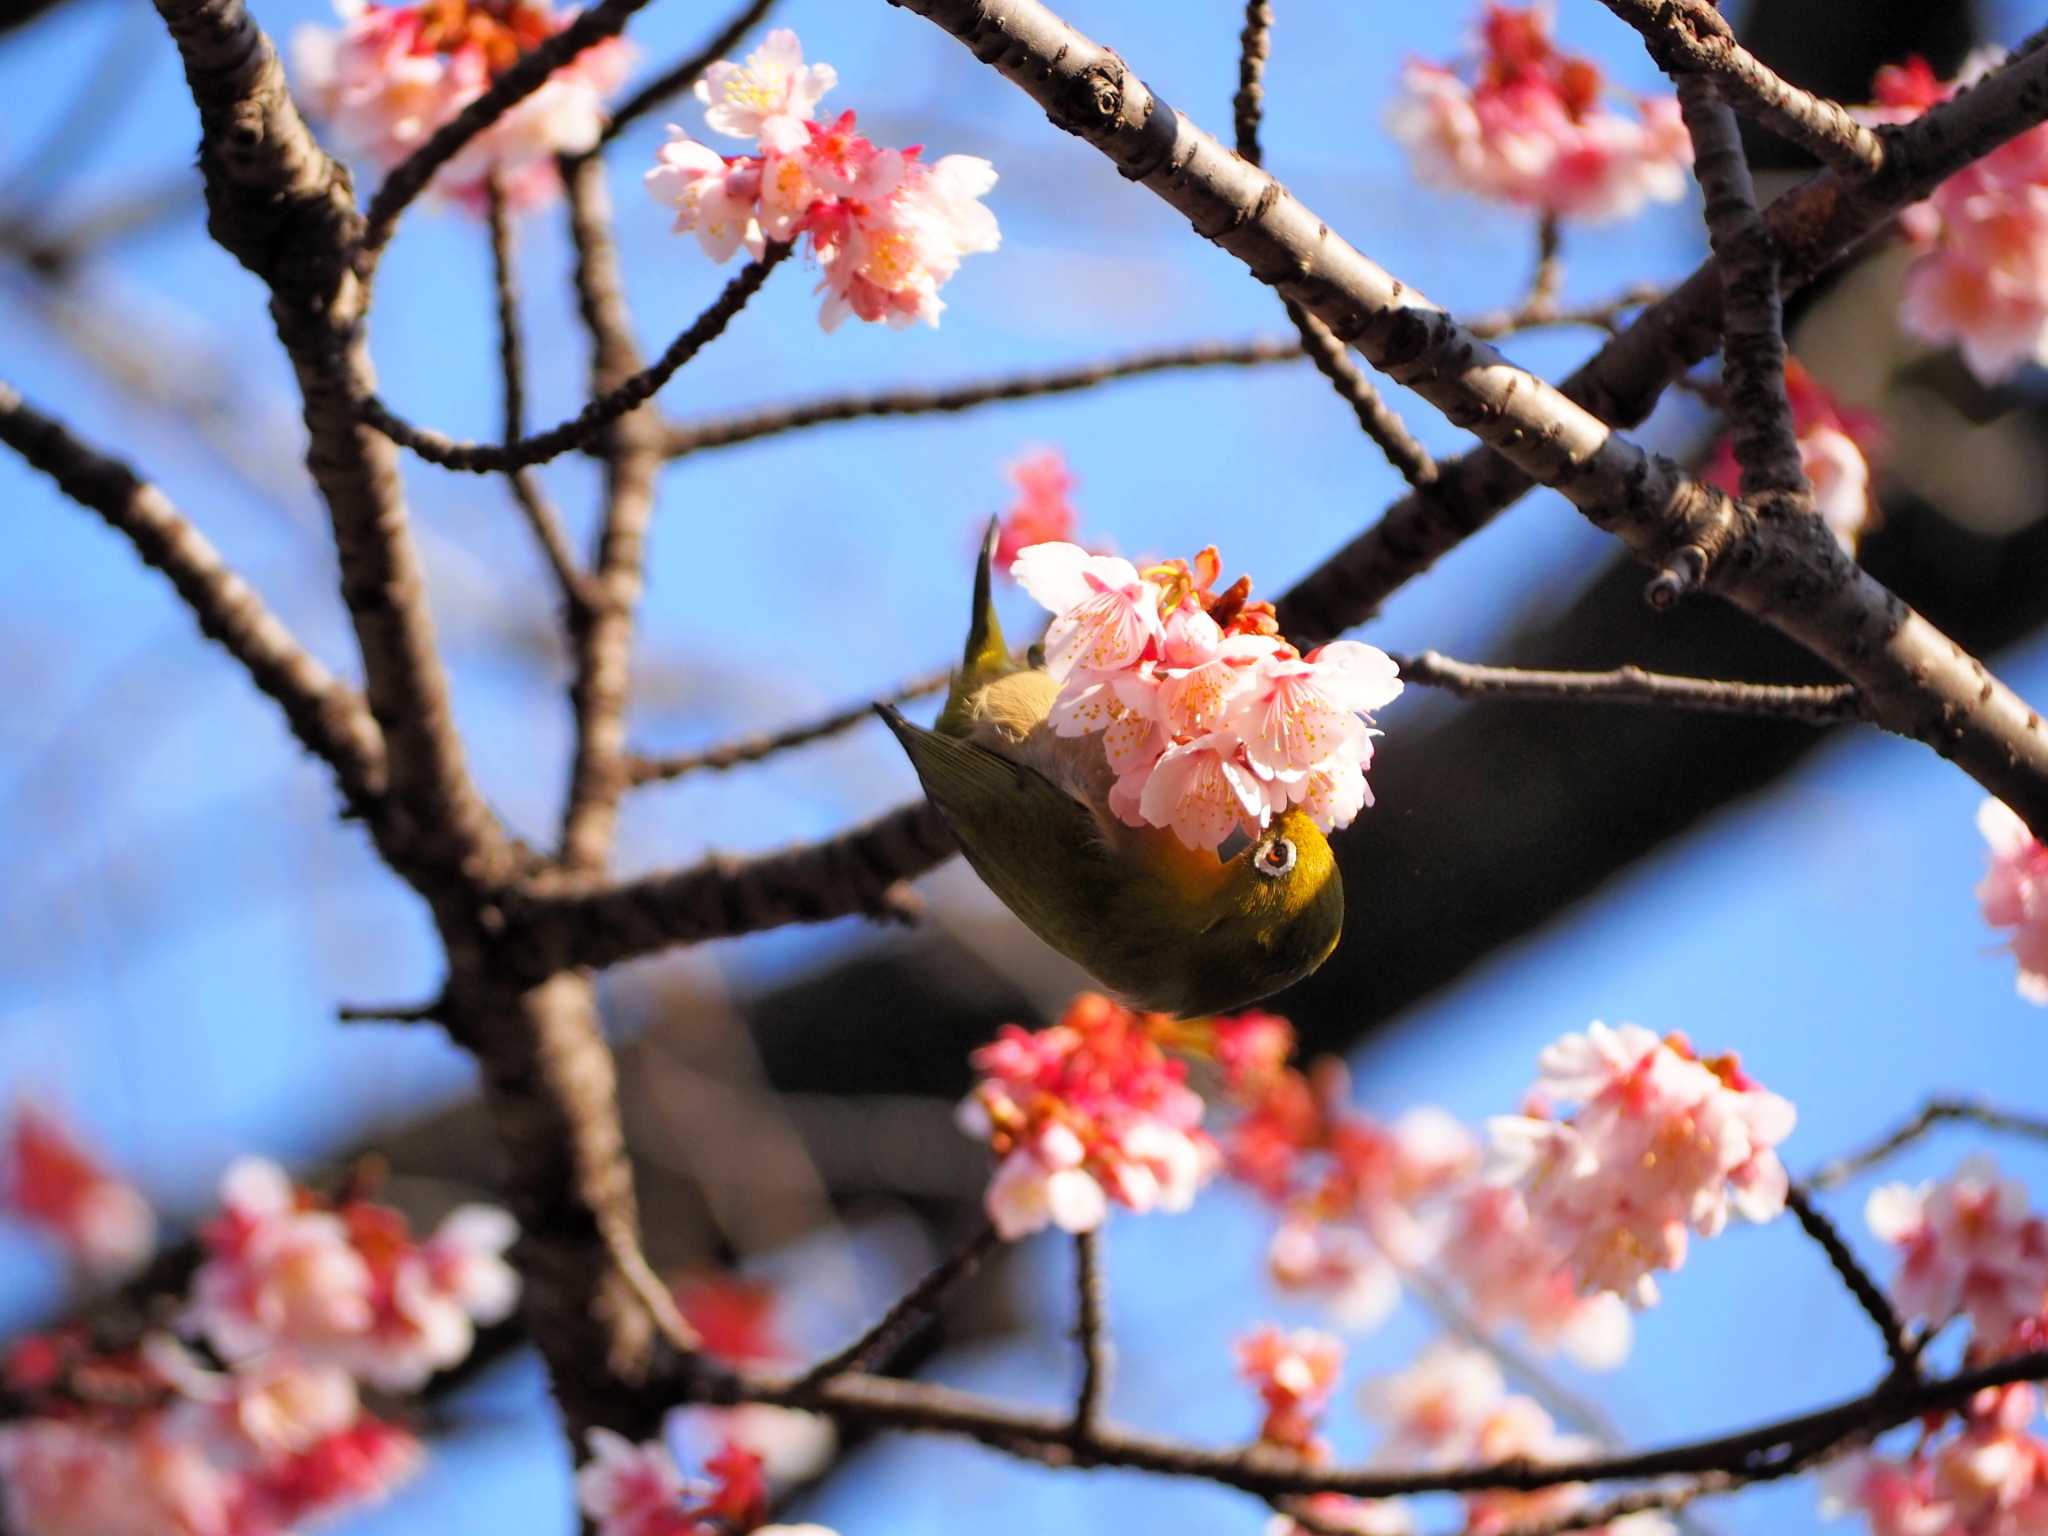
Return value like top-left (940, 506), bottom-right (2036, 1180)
top-left (626, 670), bottom-right (953, 785)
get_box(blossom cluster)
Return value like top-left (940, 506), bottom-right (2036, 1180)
top-left (578, 1430), bottom-right (833, 1536)
top-left (1977, 799), bottom-right (2048, 1003)
top-left (191, 1157), bottom-right (519, 1393)
top-left (1364, 1343), bottom-right (1673, 1536)
top-left (1704, 358), bottom-right (1887, 554)
top-left (1487, 1023), bottom-right (1795, 1306)
top-left (1211, 1014), bottom-right (1633, 1366)
top-left (958, 993), bottom-right (1218, 1240)
top-left (647, 29), bottom-right (998, 330)
top-left (2, 1103), bottom-right (155, 1278)
top-left (1013, 541), bottom-right (1403, 853)
top-left (992, 448), bottom-right (1088, 573)
top-left (1386, 3), bottom-right (1692, 223)
top-left (1822, 1393), bottom-right (2048, 1536)
top-left (293, 0), bottom-right (630, 211)
top-left (1238, 1327), bottom-right (1415, 1536)
top-left (0, 1135), bottom-right (513, 1536)
top-left (669, 1275), bottom-right (835, 1484)
top-left (1862, 54), bottom-right (2048, 385)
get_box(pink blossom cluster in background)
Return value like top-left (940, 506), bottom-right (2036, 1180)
top-left (1487, 1023), bottom-right (1796, 1306)
top-left (1239, 1326), bottom-right (1415, 1536)
top-left (578, 1429), bottom-right (834, 1536)
top-left (1862, 54), bottom-right (2048, 385)
top-left (1013, 541), bottom-right (1403, 852)
top-left (1825, 1157), bottom-right (2048, 1536)
top-left (1210, 1012), bottom-right (1632, 1367)
top-left (1362, 1342), bottom-right (1673, 1536)
top-left (0, 1118), bottom-right (515, 1536)
top-left (646, 29), bottom-right (999, 330)
top-left (992, 448), bottom-right (1086, 573)
top-left (191, 1157), bottom-right (519, 1392)
top-left (958, 993), bottom-right (1217, 1240)
top-left (1976, 799), bottom-right (2048, 1003)
top-left (668, 1276), bottom-right (835, 1485)
top-left (1385, 3), bottom-right (1692, 223)
top-left (1, 1103), bottom-right (155, 1278)
top-left (293, 0), bottom-right (630, 211)
top-left (1703, 358), bottom-right (1887, 553)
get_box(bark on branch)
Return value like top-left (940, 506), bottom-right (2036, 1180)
top-left (880, 0), bottom-right (2048, 829)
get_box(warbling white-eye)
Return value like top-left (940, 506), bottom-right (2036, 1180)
top-left (877, 525), bottom-right (1344, 1017)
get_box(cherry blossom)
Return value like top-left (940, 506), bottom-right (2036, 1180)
top-left (960, 994), bottom-right (1217, 1240)
top-left (1, 1103), bottom-right (155, 1278)
top-left (1238, 1325), bottom-right (1345, 1452)
top-left (671, 1275), bottom-right (836, 1484)
top-left (1704, 358), bottom-right (1887, 553)
top-left (292, 0), bottom-right (630, 212)
top-left (1857, 52), bottom-right (2048, 384)
top-left (579, 1432), bottom-right (821, 1536)
top-left (647, 30), bottom-right (998, 329)
top-left (1487, 1024), bottom-right (1796, 1305)
top-left (1866, 1155), bottom-right (2048, 1349)
top-left (1386, 4), bottom-right (1692, 223)
top-left (993, 449), bottom-right (1086, 572)
top-left (1014, 540), bottom-right (1400, 854)
top-left (1438, 1184), bottom-right (1633, 1369)
top-left (190, 1157), bottom-right (519, 1391)
top-left (1976, 799), bottom-right (2048, 1003)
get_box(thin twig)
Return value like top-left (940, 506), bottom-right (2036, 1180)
top-left (1784, 1185), bottom-right (1916, 1380)
top-left (1393, 650), bottom-right (1863, 722)
top-left (594, 0), bottom-right (779, 151)
top-left (364, 246), bottom-right (791, 473)
top-left (661, 339), bottom-right (1304, 459)
top-left (627, 669), bottom-right (954, 784)
top-left (1807, 1100), bottom-right (2048, 1192)
top-left (1229, 0), bottom-right (1438, 488)
top-left (1459, 284), bottom-right (1663, 340)
top-left (1071, 1228), bottom-right (1109, 1443)
top-left (1527, 215), bottom-right (1564, 318)
top-left (485, 174), bottom-right (588, 612)
top-left (793, 1224), bottom-right (1000, 1393)
top-left (1593, 0), bottom-right (1887, 177)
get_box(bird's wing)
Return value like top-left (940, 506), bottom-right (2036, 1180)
top-left (876, 705), bottom-right (1115, 945)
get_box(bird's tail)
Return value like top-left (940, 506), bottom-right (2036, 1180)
top-left (934, 518), bottom-right (1013, 737)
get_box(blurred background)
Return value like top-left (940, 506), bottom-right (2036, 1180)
top-left (4, 0), bottom-right (2048, 1530)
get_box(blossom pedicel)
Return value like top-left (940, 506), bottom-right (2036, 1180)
top-left (293, 0), bottom-right (630, 210)
top-left (647, 29), bottom-right (999, 329)
top-left (1386, 3), bottom-right (1692, 222)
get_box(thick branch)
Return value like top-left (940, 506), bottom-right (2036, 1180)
top-left (887, 0), bottom-right (2048, 830)
top-left (362, 247), bottom-right (790, 474)
top-left (660, 339), bottom-right (1303, 459)
top-left (0, 382), bottom-right (387, 808)
top-left (1276, 32), bottom-right (2048, 649)
top-left (151, 0), bottom-right (510, 885)
top-left (1593, 0), bottom-right (1886, 176)
top-left (514, 800), bottom-right (954, 973)
top-left (559, 156), bottom-right (665, 871)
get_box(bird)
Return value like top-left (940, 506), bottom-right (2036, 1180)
top-left (876, 523), bottom-right (1344, 1017)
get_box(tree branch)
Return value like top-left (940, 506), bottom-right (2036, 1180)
top-left (886, 0), bottom-right (2048, 831)
top-left (793, 1223), bottom-right (999, 1393)
top-left (593, 0), bottom-right (779, 152)
top-left (1592, 0), bottom-right (1887, 177)
top-left (150, 0), bottom-right (511, 887)
top-left (1391, 651), bottom-right (1862, 721)
top-left (1783, 1186), bottom-right (1916, 1380)
top-left (659, 339), bottom-right (1304, 459)
top-left (626, 669), bottom-right (954, 785)
top-left (558, 156), bottom-right (666, 872)
top-left (1805, 1099), bottom-right (2048, 1192)
top-left (361, 246), bottom-right (790, 474)
top-left (486, 174), bottom-right (590, 615)
top-left (0, 382), bottom-right (387, 810)
top-left (1274, 30), bottom-right (2048, 649)
top-left (1070, 1228), bottom-right (1109, 1444)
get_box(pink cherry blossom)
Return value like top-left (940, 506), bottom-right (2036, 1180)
top-left (695, 28), bottom-right (836, 143)
top-left (994, 449), bottom-right (1084, 572)
top-left (1704, 358), bottom-right (1887, 553)
top-left (1236, 641), bottom-right (1402, 784)
top-left (1866, 1155), bottom-right (2048, 1349)
top-left (1139, 731), bottom-right (1273, 851)
top-left (961, 994), bottom-right (1218, 1240)
top-left (1, 1103), bottom-right (155, 1278)
top-left (1012, 543), bottom-right (1166, 681)
top-left (647, 32), bottom-right (998, 330)
top-left (1386, 5), bottom-right (1691, 223)
top-left (1361, 1341), bottom-right (1505, 1467)
top-left (292, 0), bottom-right (630, 213)
top-left (1438, 1184), bottom-right (1634, 1369)
top-left (578, 1429), bottom-right (693, 1536)
top-left (1487, 1024), bottom-right (1796, 1306)
top-left (1268, 1495), bottom-right (1415, 1536)
top-left (1820, 1453), bottom-right (1955, 1536)
top-left (1238, 1325), bottom-right (1345, 1451)
top-left (1858, 52), bottom-right (2048, 384)
top-left (1977, 799), bottom-right (2048, 1003)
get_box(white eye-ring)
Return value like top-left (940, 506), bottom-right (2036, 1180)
top-left (1254, 837), bottom-right (1296, 879)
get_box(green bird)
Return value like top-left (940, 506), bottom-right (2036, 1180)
top-left (877, 525), bottom-right (1344, 1017)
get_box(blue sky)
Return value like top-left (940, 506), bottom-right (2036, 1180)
top-left (3, 0), bottom-right (2047, 1532)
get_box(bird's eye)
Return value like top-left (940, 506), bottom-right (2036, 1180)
top-left (1254, 838), bottom-right (1296, 879)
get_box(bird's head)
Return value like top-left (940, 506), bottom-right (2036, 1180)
top-left (1160, 809), bottom-right (1343, 1016)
